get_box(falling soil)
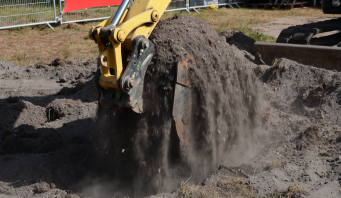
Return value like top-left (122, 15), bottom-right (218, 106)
top-left (92, 15), bottom-right (264, 197)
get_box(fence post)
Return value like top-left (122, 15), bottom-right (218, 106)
top-left (53, 0), bottom-right (57, 21)
top-left (59, 0), bottom-right (63, 25)
top-left (188, 0), bottom-right (200, 13)
top-left (44, 0), bottom-right (57, 29)
top-left (185, 0), bottom-right (191, 13)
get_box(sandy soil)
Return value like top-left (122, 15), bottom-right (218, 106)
top-left (0, 59), bottom-right (98, 198)
top-left (196, 58), bottom-right (341, 197)
top-left (253, 16), bottom-right (336, 38)
top-left (151, 27), bottom-right (341, 198)
top-left (1, 15), bottom-right (341, 198)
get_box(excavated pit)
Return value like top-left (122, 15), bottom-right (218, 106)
top-left (93, 15), bottom-right (265, 197)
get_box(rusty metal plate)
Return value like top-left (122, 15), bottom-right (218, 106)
top-left (172, 83), bottom-right (191, 142)
top-left (171, 56), bottom-right (194, 142)
top-left (176, 56), bottom-right (193, 87)
top-left (254, 42), bottom-right (341, 71)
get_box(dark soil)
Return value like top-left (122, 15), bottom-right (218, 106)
top-left (0, 58), bottom-right (98, 198)
top-left (184, 58), bottom-right (341, 197)
top-left (243, 58), bottom-right (341, 197)
top-left (1, 15), bottom-right (341, 198)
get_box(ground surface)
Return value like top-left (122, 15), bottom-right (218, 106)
top-left (1, 6), bottom-right (341, 198)
top-left (0, 58), bottom-right (98, 198)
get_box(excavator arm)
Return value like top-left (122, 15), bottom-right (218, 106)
top-left (89, 0), bottom-right (172, 113)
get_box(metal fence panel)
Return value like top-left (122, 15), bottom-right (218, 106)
top-left (0, 0), bottom-right (57, 29)
top-left (165, 0), bottom-right (189, 12)
top-left (189, 0), bottom-right (248, 9)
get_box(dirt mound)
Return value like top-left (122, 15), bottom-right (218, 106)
top-left (64, 23), bottom-right (81, 30)
top-left (34, 58), bottom-right (91, 68)
top-left (49, 58), bottom-right (72, 67)
top-left (49, 58), bottom-right (94, 67)
top-left (46, 99), bottom-right (96, 122)
top-left (258, 58), bottom-right (341, 123)
top-left (93, 15), bottom-right (264, 197)
top-left (2, 58), bottom-right (96, 83)
top-left (0, 181), bottom-right (79, 198)
top-left (221, 58), bottom-right (341, 197)
top-left (219, 30), bottom-right (256, 64)
top-left (0, 100), bottom-right (46, 132)
top-left (219, 30), bottom-right (256, 55)
top-left (0, 61), bottom-right (14, 70)
top-left (0, 61), bottom-right (13, 76)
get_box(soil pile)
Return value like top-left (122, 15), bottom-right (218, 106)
top-left (193, 58), bottom-right (341, 197)
top-left (93, 15), bottom-right (264, 197)
top-left (245, 59), bottom-right (341, 197)
top-left (219, 30), bottom-right (256, 56)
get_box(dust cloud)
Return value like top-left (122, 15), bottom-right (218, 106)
top-left (87, 15), bottom-right (267, 197)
